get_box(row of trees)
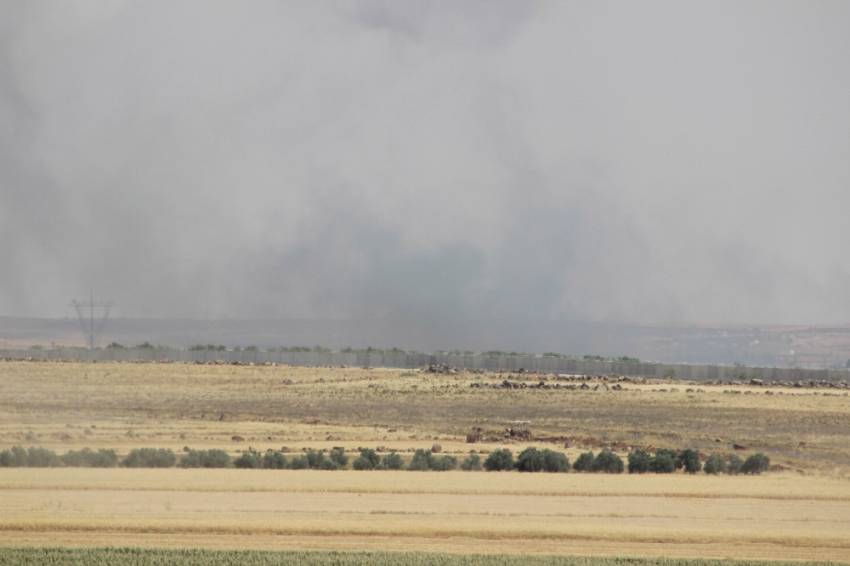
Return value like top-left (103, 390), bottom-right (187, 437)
top-left (0, 445), bottom-right (771, 475)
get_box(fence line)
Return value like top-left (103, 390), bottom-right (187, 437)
top-left (2, 348), bottom-right (849, 383)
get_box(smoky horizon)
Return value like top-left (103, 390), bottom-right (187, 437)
top-left (2, 1), bottom-right (849, 328)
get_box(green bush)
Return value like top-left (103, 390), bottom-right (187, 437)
top-left (628, 449), bottom-right (652, 473)
top-left (408, 449), bottom-right (435, 471)
top-left (61, 448), bottom-right (118, 468)
top-left (0, 446), bottom-right (60, 467)
top-left (262, 450), bottom-right (288, 469)
top-left (234, 451), bottom-right (263, 469)
top-left (431, 455), bottom-right (457, 471)
top-left (541, 449), bottom-right (569, 473)
top-left (592, 450), bottom-right (624, 473)
top-left (289, 455), bottom-right (309, 469)
top-left (461, 453), bottom-right (481, 471)
top-left (180, 449), bottom-right (231, 468)
top-left (656, 448), bottom-right (683, 470)
top-left (122, 448), bottom-right (176, 468)
top-left (306, 450), bottom-right (334, 470)
top-left (649, 452), bottom-right (676, 473)
top-left (483, 449), bottom-right (514, 471)
top-left (0, 446), bottom-right (28, 467)
top-left (379, 452), bottom-right (404, 470)
top-left (741, 453), bottom-right (770, 475)
top-left (352, 448), bottom-right (381, 470)
top-left (678, 449), bottom-right (701, 474)
top-left (703, 454), bottom-right (726, 475)
top-left (515, 448), bottom-right (545, 472)
top-left (727, 454), bottom-right (744, 475)
top-left (572, 451), bottom-right (595, 472)
top-left (329, 447), bottom-right (348, 468)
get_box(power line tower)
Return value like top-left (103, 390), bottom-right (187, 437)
top-left (71, 290), bottom-right (114, 350)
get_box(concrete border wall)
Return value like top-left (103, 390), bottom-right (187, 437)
top-left (2, 348), bottom-right (848, 382)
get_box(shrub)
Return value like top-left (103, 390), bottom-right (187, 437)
top-left (122, 448), bottom-right (176, 468)
top-left (180, 449), bottom-right (231, 468)
top-left (515, 448), bottom-right (545, 472)
top-left (262, 450), bottom-right (288, 469)
top-left (0, 446), bottom-right (28, 467)
top-left (741, 453), bottom-right (770, 475)
top-left (703, 454), bottom-right (726, 475)
top-left (656, 448), bottom-right (683, 470)
top-left (628, 449), bottom-right (652, 473)
top-left (727, 454), bottom-right (744, 475)
top-left (233, 451), bottom-right (263, 469)
top-left (572, 451), bottom-right (595, 472)
top-left (379, 452), bottom-right (404, 470)
top-left (461, 453), bottom-right (481, 471)
top-left (408, 449), bottom-right (435, 471)
top-left (24, 447), bottom-right (61, 467)
top-left (306, 450), bottom-right (334, 470)
top-left (430, 455), bottom-right (457, 471)
top-left (541, 449), bottom-right (569, 473)
top-left (679, 449), bottom-right (701, 474)
top-left (592, 450), bottom-right (624, 473)
top-left (483, 449), bottom-right (514, 471)
top-left (61, 448), bottom-right (118, 468)
top-left (649, 452), bottom-right (676, 473)
top-left (352, 448), bottom-right (381, 470)
top-left (289, 455), bottom-right (309, 469)
top-left (329, 447), bottom-right (348, 468)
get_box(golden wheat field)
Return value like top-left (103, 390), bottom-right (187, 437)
top-left (1, 361), bottom-right (850, 562)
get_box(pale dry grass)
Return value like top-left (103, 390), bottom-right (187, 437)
top-left (1, 469), bottom-right (850, 562)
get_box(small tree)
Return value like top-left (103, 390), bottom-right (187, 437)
top-left (628, 449), bottom-right (652, 474)
top-left (483, 449), bottom-right (514, 471)
top-left (431, 455), bottom-right (457, 471)
top-left (726, 454), bottom-right (744, 475)
top-left (379, 452), bottom-right (404, 470)
top-left (461, 453), bottom-right (481, 471)
top-left (516, 448), bottom-right (545, 472)
top-left (573, 451), bottom-right (595, 472)
top-left (741, 453), bottom-right (770, 475)
top-left (234, 451), bottom-right (263, 469)
top-left (24, 447), bottom-right (61, 467)
top-left (408, 449), bottom-right (435, 471)
top-left (352, 448), bottom-right (381, 470)
top-left (180, 449), bottom-right (231, 468)
top-left (289, 455), bottom-right (309, 469)
top-left (122, 448), bottom-right (176, 468)
top-left (541, 449), bottom-right (569, 473)
top-left (678, 449), bottom-right (701, 474)
top-left (329, 447), bottom-right (348, 468)
top-left (262, 450), bottom-right (288, 469)
top-left (703, 454), bottom-right (726, 475)
top-left (593, 450), bottom-right (624, 473)
top-left (649, 452), bottom-right (676, 473)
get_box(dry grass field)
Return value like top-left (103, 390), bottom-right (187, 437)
top-left (1, 361), bottom-right (850, 562)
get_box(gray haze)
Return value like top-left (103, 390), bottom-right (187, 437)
top-left (2, 1), bottom-right (850, 327)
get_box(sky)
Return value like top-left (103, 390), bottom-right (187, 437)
top-left (1, 1), bottom-right (849, 325)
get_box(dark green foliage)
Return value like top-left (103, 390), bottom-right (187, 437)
top-left (289, 455), bottom-right (309, 469)
top-left (408, 449), bottom-right (435, 471)
top-left (703, 454), bottom-right (726, 475)
top-left (0, 446), bottom-right (60, 467)
top-left (179, 449), bottom-right (231, 468)
top-left (592, 450), bottom-right (624, 473)
top-left (430, 455), bottom-right (457, 471)
top-left (60, 448), bottom-right (118, 468)
top-left (233, 451), bottom-right (263, 469)
top-left (649, 452), bottom-right (676, 473)
top-left (461, 453), bottom-right (481, 471)
top-left (679, 449), bottom-right (701, 474)
top-left (483, 449), bottom-right (514, 471)
top-left (379, 452), bottom-right (404, 470)
top-left (515, 447), bottom-right (545, 472)
top-left (352, 448), bottom-right (381, 470)
top-left (628, 449), bottom-right (652, 473)
top-left (541, 449), bottom-right (569, 473)
top-left (306, 450), bottom-right (334, 470)
top-left (330, 447), bottom-right (348, 468)
top-left (741, 453), bottom-right (770, 475)
top-left (573, 451), bottom-right (595, 472)
top-left (656, 449), bottom-right (683, 470)
top-left (262, 450), bottom-right (288, 469)
top-left (727, 454), bottom-right (744, 475)
top-left (122, 448), bottom-right (176, 468)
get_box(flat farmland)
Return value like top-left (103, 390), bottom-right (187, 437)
top-left (1, 361), bottom-right (850, 562)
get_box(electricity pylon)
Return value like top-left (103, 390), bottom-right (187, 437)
top-left (71, 290), bottom-right (113, 350)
